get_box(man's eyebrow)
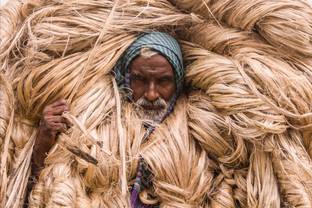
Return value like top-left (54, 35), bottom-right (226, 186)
top-left (158, 75), bottom-right (175, 81)
top-left (160, 73), bottom-right (174, 78)
top-left (130, 72), bottom-right (143, 76)
top-left (161, 75), bottom-right (174, 78)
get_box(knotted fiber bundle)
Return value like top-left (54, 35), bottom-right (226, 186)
top-left (246, 147), bottom-right (280, 208)
top-left (266, 131), bottom-right (312, 207)
top-left (1, 0), bottom-right (312, 207)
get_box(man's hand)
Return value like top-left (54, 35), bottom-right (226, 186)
top-left (32, 99), bottom-right (70, 176)
top-left (39, 99), bottom-right (70, 138)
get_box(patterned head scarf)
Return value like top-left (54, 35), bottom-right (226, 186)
top-left (114, 31), bottom-right (184, 95)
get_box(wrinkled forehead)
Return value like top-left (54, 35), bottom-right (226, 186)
top-left (129, 52), bottom-right (175, 77)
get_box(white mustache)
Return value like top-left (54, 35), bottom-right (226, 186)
top-left (135, 97), bottom-right (167, 109)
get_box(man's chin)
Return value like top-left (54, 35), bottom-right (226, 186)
top-left (136, 108), bottom-right (166, 122)
top-left (141, 105), bottom-right (163, 111)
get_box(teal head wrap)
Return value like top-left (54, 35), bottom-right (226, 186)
top-left (114, 32), bottom-right (184, 94)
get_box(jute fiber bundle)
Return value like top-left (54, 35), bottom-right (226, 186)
top-left (176, 0), bottom-right (312, 206)
top-left (209, 169), bottom-right (236, 208)
top-left (187, 91), bottom-right (249, 207)
top-left (0, 0), bottom-right (203, 207)
top-left (29, 163), bottom-right (92, 207)
top-left (1, 0), bottom-right (312, 207)
top-left (141, 98), bottom-right (213, 208)
top-left (183, 23), bottom-right (312, 132)
top-left (172, 0), bottom-right (312, 57)
top-left (0, 0), bottom-right (201, 77)
top-left (246, 147), bottom-right (280, 208)
top-left (266, 131), bottom-right (312, 207)
top-left (0, 0), bottom-right (23, 47)
top-left (3, 34), bottom-right (132, 206)
top-left (0, 73), bottom-right (15, 208)
top-left (185, 57), bottom-right (250, 165)
top-left (30, 102), bottom-right (146, 207)
top-left (181, 28), bottom-right (312, 207)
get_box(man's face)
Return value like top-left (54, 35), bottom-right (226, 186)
top-left (129, 54), bottom-right (176, 121)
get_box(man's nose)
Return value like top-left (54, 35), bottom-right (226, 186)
top-left (144, 82), bottom-right (159, 102)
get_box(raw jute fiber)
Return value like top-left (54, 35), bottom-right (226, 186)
top-left (1, 0), bottom-right (312, 207)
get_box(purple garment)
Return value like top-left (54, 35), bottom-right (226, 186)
top-left (130, 158), bottom-right (159, 208)
top-left (130, 185), bottom-right (159, 208)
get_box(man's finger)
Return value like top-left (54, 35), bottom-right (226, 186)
top-left (45, 115), bottom-right (66, 124)
top-left (49, 99), bottom-right (67, 108)
top-left (45, 105), bottom-right (69, 116)
top-left (47, 123), bottom-right (67, 133)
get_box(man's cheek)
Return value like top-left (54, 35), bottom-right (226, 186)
top-left (131, 87), bottom-right (144, 101)
top-left (161, 85), bottom-right (176, 101)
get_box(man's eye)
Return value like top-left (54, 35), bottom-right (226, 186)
top-left (131, 75), bottom-right (145, 81)
top-left (159, 77), bottom-right (174, 83)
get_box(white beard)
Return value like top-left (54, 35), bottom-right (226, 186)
top-left (134, 97), bottom-right (168, 123)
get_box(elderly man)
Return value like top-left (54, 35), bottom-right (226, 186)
top-left (31, 32), bottom-right (184, 207)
